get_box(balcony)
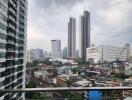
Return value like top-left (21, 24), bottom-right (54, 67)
top-left (8, 15), bottom-right (16, 23)
top-left (7, 40), bottom-right (16, 45)
top-left (6, 48), bottom-right (15, 52)
top-left (8, 23), bottom-right (16, 30)
top-left (9, 0), bottom-right (17, 9)
top-left (6, 56), bottom-right (15, 60)
top-left (9, 7), bottom-right (16, 15)
top-left (8, 32), bottom-right (16, 38)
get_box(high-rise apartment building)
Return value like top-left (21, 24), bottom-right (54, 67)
top-left (51, 40), bottom-right (61, 58)
top-left (0, 0), bottom-right (27, 99)
top-left (68, 17), bottom-right (76, 58)
top-left (80, 11), bottom-right (90, 61)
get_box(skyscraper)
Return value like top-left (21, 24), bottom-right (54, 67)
top-left (51, 40), bottom-right (61, 58)
top-left (0, 0), bottom-right (27, 99)
top-left (80, 11), bottom-right (90, 61)
top-left (68, 17), bottom-right (76, 58)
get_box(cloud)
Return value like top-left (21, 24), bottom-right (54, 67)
top-left (27, 0), bottom-right (132, 52)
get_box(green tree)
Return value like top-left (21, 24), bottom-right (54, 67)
top-left (71, 68), bottom-right (78, 74)
top-left (25, 80), bottom-right (36, 98)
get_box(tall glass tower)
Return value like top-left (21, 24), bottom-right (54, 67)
top-left (0, 0), bottom-right (27, 99)
top-left (80, 11), bottom-right (90, 61)
top-left (68, 17), bottom-right (76, 58)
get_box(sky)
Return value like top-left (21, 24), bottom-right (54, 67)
top-left (27, 0), bottom-right (132, 52)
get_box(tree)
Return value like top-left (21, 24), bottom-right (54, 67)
top-left (25, 80), bottom-right (36, 98)
top-left (71, 68), bottom-right (78, 74)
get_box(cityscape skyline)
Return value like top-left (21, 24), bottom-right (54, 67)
top-left (28, 0), bottom-right (132, 52)
top-left (0, 0), bottom-right (132, 99)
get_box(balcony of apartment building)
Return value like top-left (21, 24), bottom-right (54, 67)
top-left (15, 66), bottom-right (23, 72)
top-left (9, 0), bottom-right (17, 10)
top-left (8, 22), bottom-right (16, 31)
top-left (19, 14), bottom-right (25, 22)
top-left (18, 41), bottom-right (24, 47)
top-left (6, 35), bottom-right (16, 45)
top-left (6, 47), bottom-right (15, 53)
top-left (8, 6), bottom-right (17, 17)
top-left (5, 67), bottom-right (15, 76)
top-left (7, 31), bottom-right (16, 38)
top-left (8, 16), bottom-right (17, 28)
top-left (18, 49), bottom-right (24, 54)
top-left (5, 60), bottom-right (15, 68)
top-left (19, 20), bottom-right (25, 28)
top-left (4, 74), bottom-right (15, 86)
top-left (17, 53), bottom-right (24, 59)
top-left (6, 52), bottom-right (15, 60)
top-left (15, 59), bottom-right (24, 65)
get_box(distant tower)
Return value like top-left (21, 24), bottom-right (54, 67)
top-left (80, 11), bottom-right (90, 61)
top-left (124, 43), bottom-right (131, 60)
top-left (62, 47), bottom-right (68, 58)
top-left (51, 40), bottom-right (61, 58)
top-left (68, 17), bottom-right (76, 58)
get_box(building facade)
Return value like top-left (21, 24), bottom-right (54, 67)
top-left (62, 47), bottom-right (67, 58)
top-left (87, 45), bottom-right (130, 63)
top-left (27, 50), bottom-right (34, 63)
top-left (28, 48), bottom-right (44, 62)
top-left (51, 40), bottom-right (61, 58)
top-left (80, 11), bottom-right (90, 61)
top-left (0, 0), bottom-right (27, 99)
top-left (68, 17), bottom-right (76, 58)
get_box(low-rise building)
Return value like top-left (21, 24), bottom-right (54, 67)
top-left (87, 44), bottom-right (131, 63)
top-left (74, 79), bottom-right (91, 87)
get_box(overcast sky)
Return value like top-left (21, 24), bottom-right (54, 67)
top-left (27, 0), bottom-right (132, 52)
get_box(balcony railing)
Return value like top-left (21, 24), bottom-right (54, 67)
top-left (0, 87), bottom-right (132, 100)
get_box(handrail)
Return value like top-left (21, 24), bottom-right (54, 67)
top-left (0, 87), bottom-right (132, 93)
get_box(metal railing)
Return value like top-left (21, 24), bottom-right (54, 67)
top-left (0, 87), bottom-right (132, 93)
top-left (0, 87), bottom-right (132, 100)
